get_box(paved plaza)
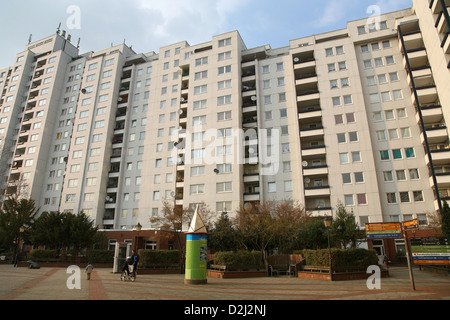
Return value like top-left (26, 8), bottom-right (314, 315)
top-left (0, 265), bottom-right (449, 302)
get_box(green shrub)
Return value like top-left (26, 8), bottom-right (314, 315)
top-left (87, 250), bottom-right (114, 264)
top-left (28, 249), bottom-right (57, 260)
top-left (139, 250), bottom-right (181, 267)
top-left (302, 248), bottom-right (378, 268)
top-left (213, 251), bottom-right (263, 267)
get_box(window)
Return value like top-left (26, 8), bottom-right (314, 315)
top-left (396, 170), bottom-right (406, 181)
top-left (357, 194), bottom-right (367, 205)
top-left (217, 111), bottom-right (231, 121)
top-left (392, 149), bottom-right (402, 160)
top-left (190, 184), bottom-right (205, 195)
top-left (413, 191), bottom-right (424, 202)
top-left (342, 173), bottom-right (351, 184)
top-left (345, 195), bottom-right (354, 206)
top-left (337, 133), bottom-right (346, 144)
top-left (405, 148), bottom-right (415, 158)
top-left (380, 150), bottom-right (390, 161)
top-left (216, 182), bottom-right (232, 193)
top-left (339, 153), bottom-right (349, 164)
top-left (218, 65), bottom-right (231, 75)
top-left (349, 132), bottom-right (358, 142)
top-left (400, 192), bottom-right (410, 203)
top-left (409, 169), bottom-right (420, 180)
top-left (351, 152), bottom-right (361, 162)
top-left (383, 171), bottom-right (394, 182)
top-left (268, 182), bottom-right (276, 193)
top-left (218, 38), bottom-right (231, 47)
top-left (387, 193), bottom-right (397, 204)
top-left (354, 172), bottom-right (364, 183)
top-left (218, 95), bottom-right (231, 105)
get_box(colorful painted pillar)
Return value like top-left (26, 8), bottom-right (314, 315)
top-left (185, 205), bottom-right (209, 285)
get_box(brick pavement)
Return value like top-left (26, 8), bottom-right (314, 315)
top-left (0, 265), bottom-right (449, 301)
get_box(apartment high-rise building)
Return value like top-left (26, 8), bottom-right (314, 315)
top-left (0, 1), bottom-right (448, 235)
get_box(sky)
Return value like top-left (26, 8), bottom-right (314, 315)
top-left (0, 0), bottom-right (412, 68)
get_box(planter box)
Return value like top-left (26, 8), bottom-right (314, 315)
top-left (298, 266), bottom-right (389, 281)
top-left (207, 269), bottom-right (267, 279)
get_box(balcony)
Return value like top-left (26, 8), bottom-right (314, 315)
top-left (244, 192), bottom-right (260, 202)
top-left (428, 148), bottom-right (450, 165)
top-left (301, 145), bottom-right (327, 157)
top-left (412, 85), bottom-right (439, 106)
top-left (408, 66), bottom-right (433, 88)
top-left (298, 107), bottom-right (322, 121)
top-left (423, 126), bottom-right (449, 144)
top-left (295, 74), bottom-right (318, 87)
top-left (297, 90), bottom-right (320, 104)
top-left (243, 173), bottom-right (259, 183)
top-left (304, 185), bottom-right (331, 197)
top-left (300, 126), bottom-right (324, 139)
top-left (417, 105), bottom-right (443, 124)
top-left (431, 0), bottom-right (450, 15)
top-left (400, 31), bottom-right (423, 52)
top-left (293, 58), bottom-right (316, 72)
top-left (431, 172), bottom-right (450, 188)
top-left (404, 48), bottom-right (428, 69)
top-left (303, 165), bottom-right (329, 177)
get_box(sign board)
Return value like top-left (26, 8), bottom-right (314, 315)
top-left (410, 237), bottom-right (450, 265)
top-left (402, 219), bottom-right (419, 230)
top-left (365, 222), bottom-right (402, 239)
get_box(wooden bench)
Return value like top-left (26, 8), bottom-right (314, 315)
top-left (267, 254), bottom-right (304, 277)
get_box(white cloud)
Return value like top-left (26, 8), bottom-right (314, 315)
top-left (136, 0), bottom-right (249, 47)
top-left (315, 0), bottom-right (359, 28)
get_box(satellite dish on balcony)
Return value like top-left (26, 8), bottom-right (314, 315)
top-left (302, 161), bottom-right (309, 167)
top-left (180, 97), bottom-right (185, 102)
top-left (294, 57), bottom-right (300, 62)
top-left (178, 109), bottom-right (183, 115)
top-left (304, 178), bottom-right (310, 184)
top-left (251, 96), bottom-right (257, 101)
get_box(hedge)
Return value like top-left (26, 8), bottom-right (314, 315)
top-left (138, 250), bottom-right (181, 267)
top-left (87, 250), bottom-right (114, 264)
top-left (28, 249), bottom-right (57, 260)
top-left (213, 251), bottom-right (263, 268)
top-left (302, 248), bottom-right (378, 268)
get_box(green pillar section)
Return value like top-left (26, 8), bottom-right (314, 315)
top-left (184, 205), bottom-right (209, 285)
top-left (185, 233), bottom-right (208, 285)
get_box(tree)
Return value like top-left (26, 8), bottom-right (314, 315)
top-left (330, 201), bottom-right (364, 248)
top-left (66, 212), bottom-right (98, 256)
top-left (296, 217), bottom-right (329, 250)
top-left (234, 201), bottom-right (310, 267)
top-left (31, 211), bottom-right (98, 257)
top-left (30, 211), bottom-right (66, 253)
top-left (441, 201), bottom-right (450, 239)
top-left (209, 211), bottom-right (239, 252)
top-left (150, 201), bottom-right (193, 257)
top-left (0, 197), bottom-right (38, 252)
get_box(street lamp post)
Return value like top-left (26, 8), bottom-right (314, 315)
top-left (135, 222), bottom-right (142, 251)
top-left (324, 216), bottom-right (333, 281)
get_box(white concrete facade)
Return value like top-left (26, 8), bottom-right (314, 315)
top-left (0, 3), bottom-right (449, 231)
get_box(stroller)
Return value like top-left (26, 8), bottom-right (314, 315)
top-left (120, 257), bottom-right (136, 282)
